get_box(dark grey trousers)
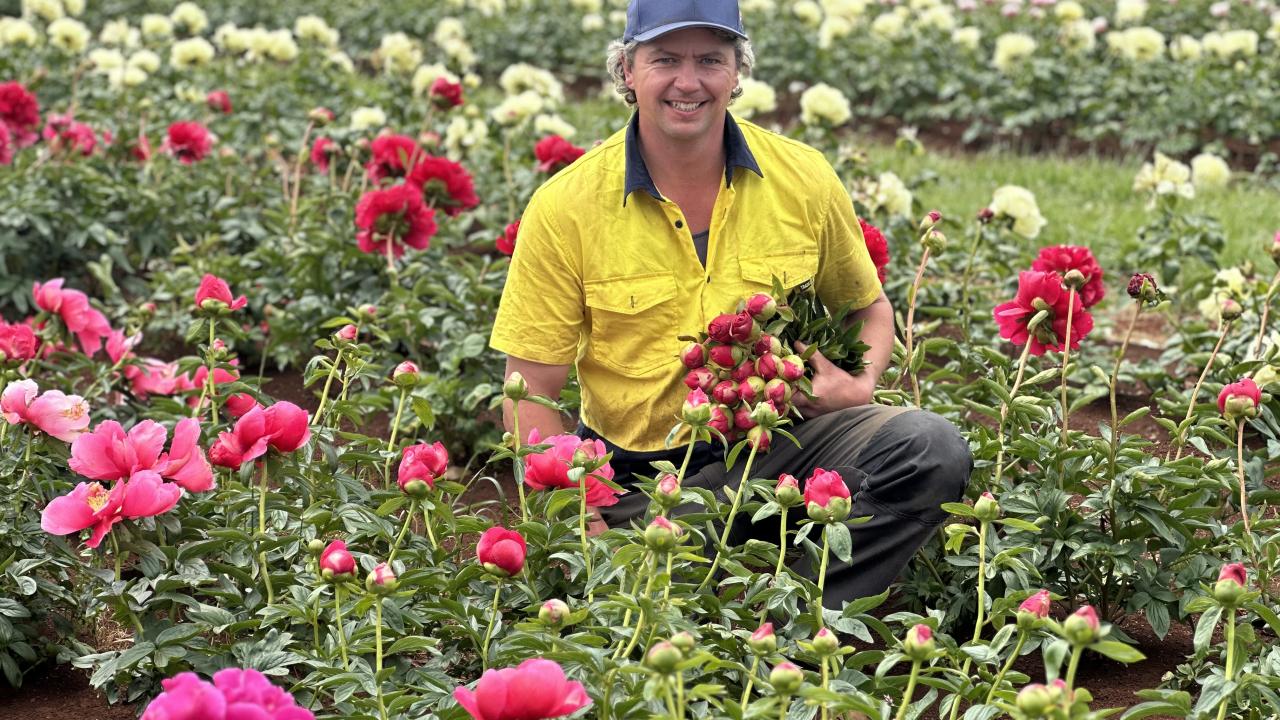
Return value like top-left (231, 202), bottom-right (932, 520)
top-left (593, 405), bottom-right (972, 607)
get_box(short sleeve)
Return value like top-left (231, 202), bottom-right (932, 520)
top-left (814, 167), bottom-right (882, 313)
top-left (489, 192), bottom-right (584, 365)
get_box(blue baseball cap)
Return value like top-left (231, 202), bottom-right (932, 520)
top-left (624, 0), bottom-right (747, 43)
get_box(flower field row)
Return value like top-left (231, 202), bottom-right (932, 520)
top-left (3, 0), bottom-right (1280, 719)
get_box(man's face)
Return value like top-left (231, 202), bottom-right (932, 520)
top-left (623, 27), bottom-right (739, 146)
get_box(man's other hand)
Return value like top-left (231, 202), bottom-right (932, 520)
top-left (790, 341), bottom-right (875, 416)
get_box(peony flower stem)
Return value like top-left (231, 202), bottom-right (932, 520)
top-left (773, 505), bottom-right (790, 581)
top-left (333, 583), bottom-right (349, 670)
top-left (675, 674), bottom-right (686, 720)
top-left (662, 551), bottom-right (674, 607)
top-left (421, 500), bottom-right (438, 552)
top-left (511, 404), bottom-right (528, 524)
top-left (613, 565), bottom-right (647, 653)
top-left (618, 554), bottom-right (659, 660)
top-left (1059, 288), bottom-right (1077, 451)
top-left (15, 431), bottom-right (34, 509)
top-left (992, 321), bottom-right (1038, 489)
top-left (901, 247), bottom-right (932, 407)
top-left (1235, 419), bottom-right (1252, 534)
top-left (1251, 270), bottom-right (1280, 360)
top-left (893, 659), bottom-right (922, 720)
top-left (375, 602), bottom-right (388, 720)
top-left (311, 347), bottom-right (344, 428)
top-left (480, 580), bottom-right (504, 670)
top-left (958, 223), bottom-right (985, 342)
top-left (110, 531), bottom-right (124, 584)
top-left (1106, 304), bottom-right (1142, 486)
top-left (815, 525), bottom-right (832, 628)
top-left (287, 120), bottom-right (315, 236)
top-left (381, 386), bottom-right (410, 489)
top-left (984, 628), bottom-right (1028, 704)
top-left (1170, 319), bottom-right (1232, 461)
top-left (384, 235), bottom-right (399, 285)
top-left (578, 471), bottom-right (593, 598)
top-left (258, 462), bottom-right (275, 605)
top-left (195, 320), bottom-right (219, 425)
top-left (740, 655), bottom-right (761, 707)
top-left (1215, 610), bottom-right (1237, 720)
top-left (387, 498), bottom-right (418, 565)
top-left (1064, 644), bottom-right (1084, 692)
top-left (948, 519), bottom-right (989, 720)
top-left (697, 441), bottom-right (761, 593)
top-left (820, 657), bottom-right (830, 720)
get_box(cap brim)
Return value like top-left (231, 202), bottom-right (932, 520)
top-left (628, 21), bottom-right (747, 43)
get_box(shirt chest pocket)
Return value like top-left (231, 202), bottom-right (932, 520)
top-left (738, 251), bottom-right (819, 294)
top-left (584, 272), bottom-right (680, 376)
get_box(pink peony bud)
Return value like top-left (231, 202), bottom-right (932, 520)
top-left (974, 491), bottom-right (1001, 522)
top-left (755, 353), bottom-right (779, 381)
top-left (754, 334), bottom-right (782, 357)
top-left (1214, 562), bottom-right (1248, 605)
top-left (708, 405), bottom-right (732, 436)
top-left (746, 425), bottom-right (771, 452)
top-left (335, 324), bottom-right (358, 342)
top-left (731, 360), bottom-right (755, 383)
top-left (812, 627), bottom-right (839, 656)
top-left (394, 360), bottom-right (419, 379)
top-left (770, 661), bottom-right (804, 695)
top-left (539, 598), bottom-right (570, 628)
top-left (682, 388), bottom-right (712, 426)
top-left (655, 473), bottom-right (681, 504)
top-left (708, 344), bottom-right (743, 370)
top-left (477, 527), bottom-right (526, 577)
top-left (680, 342), bottom-right (707, 369)
top-left (775, 473), bottom-right (803, 506)
top-left (319, 539), bottom-right (356, 579)
top-left (779, 355), bottom-right (805, 382)
top-left (903, 624), bottom-right (935, 661)
top-left (746, 293), bottom-right (778, 320)
top-left (711, 380), bottom-right (739, 406)
top-left (708, 312), bottom-right (754, 344)
top-left (1062, 605), bottom-right (1100, 645)
top-left (765, 378), bottom-right (792, 406)
top-left (644, 515), bottom-right (681, 551)
top-left (804, 468), bottom-right (851, 523)
top-left (1218, 378), bottom-right (1261, 422)
top-left (733, 406), bottom-right (757, 431)
top-left (748, 623), bottom-right (776, 654)
top-left (737, 377), bottom-right (762, 405)
top-left (366, 562), bottom-right (399, 594)
top-left (684, 367), bottom-right (717, 392)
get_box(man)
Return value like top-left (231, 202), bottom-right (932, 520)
top-left (489, 0), bottom-right (971, 605)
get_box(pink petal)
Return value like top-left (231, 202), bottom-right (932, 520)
top-left (120, 471), bottom-right (181, 518)
top-left (40, 483), bottom-right (97, 535)
top-left (162, 418), bottom-right (215, 492)
top-left (127, 420), bottom-right (168, 470)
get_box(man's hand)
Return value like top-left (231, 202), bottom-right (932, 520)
top-left (790, 341), bottom-right (876, 417)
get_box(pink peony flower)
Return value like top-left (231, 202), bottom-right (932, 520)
top-left (1217, 562), bottom-right (1246, 587)
top-left (319, 539), bottom-right (356, 577)
top-left (206, 90), bottom-right (232, 115)
top-left (428, 77), bottom-right (465, 108)
top-left (1019, 589), bottom-right (1052, 618)
top-left (367, 134), bottom-right (426, 183)
top-left (0, 320), bottom-right (37, 362)
top-left (802, 467), bottom-right (850, 508)
top-left (707, 312), bottom-right (754, 344)
top-left (195, 274), bottom-right (247, 312)
top-left (992, 270), bottom-right (1093, 356)
top-left (1218, 378), bottom-right (1261, 417)
top-left (263, 401), bottom-right (310, 453)
top-left (453, 658), bottom-right (591, 720)
top-left (0, 81), bottom-right (41, 147)
top-left (141, 668), bottom-right (314, 720)
top-left (522, 430), bottom-right (622, 507)
top-left (32, 278), bottom-right (113, 356)
top-left (4, 382), bottom-right (91, 442)
top-left (208, 405), bottom-right (271, 469)
top-left (399, 441), bottom-right (449, 493)
top-left (310, 136), bottom-right (335, 173)
top-left (42, 471), bottom-right (181, 548)
top-left (476, 526), bottom-right (527, 577)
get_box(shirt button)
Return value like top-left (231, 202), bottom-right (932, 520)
top-left (674, 220), bottom-right (683, 229)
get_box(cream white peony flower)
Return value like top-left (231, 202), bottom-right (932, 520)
top-left (917, 5), bottom-right (957, 32)
top-left (824, 0), bottom-right (870, 20)
top-left (534, 114), bottom-right (577, 139)
top-left (1115, 0), bottom-right (1147, 24)
top-left (140, 13), bottom-right (174, 40)
top-left (1107, 26), bottom-right (1165, 61)
top-left (62, 0), bottom-right (83, 15)
top-left (742, 0), bottom-right (777, 13)
top-left (993, 32), bottom-right (1036, 72)
top-left (989, 185), bottom-right (1047, 238)
top-left (0, 18), bottom-right (41, 47)
top-left (734, 78), bottom-right (778, 118)
top-left (952, 26), bottom-right (981, 49)
top-left (170, 2), bottom-right (209, 35)
top-left (871, 12), bottom-right (907, 39)
top-left (412, 63), bottom-right (460, 96)
top-left (99, 19), bottom-right (139, 47)
top-left (793, 0), bottom-right (823, 25)
top-left (799, 83), bottom-right (853, 127)
top-left (570, 0), bottom-right (602, 10)
top-left (108, 65), bottom-right (148, 89)
top-left (433, 17), bottom-right (466, 46)
top-left (1059, 19), bottom-right (1096, 52)
top-left (582, 13), bottom-right (606, 31)
top-left (326, 51), bottom-right (355, 73)
top-left (441, 37), bottom-right (476, 68)
top-left (88, 47), bottom-right (126, 71)
top-left (295, 15), bottom-right (339, 46)
top-left (1170, 34), bottom-right (1202, 61)
top-left (47, 17), bottom-right (89, 53)
top-left (170, 37), bottom-right (215, 69)
top-left (1054, 0), bottom-right (1085, 21)
top-left (127, 49), bottom-right (161, 72)
top-left (1133, 152), bottom-right (1194, 199)
top-left (499, 63), bottom-right (564, 104)
top-left (1202, 30), bottom-right (1258, 59)
top-left (444, 116), bottom-right (489, 159)
top-left (1191, 153), bottom-right (1231, 189)
top-left (265, 30), bottom-right (298, 62)
top-left (868, 172), bottom-right (914, 217)
top-left (350, 106), bottom-right (387, 132)
top-left (490, 90), bottom-right (545, 126)
top-left (22, 0), bottom-right (63, 23)
top-left (379, 32), bottom-right (422, 74)
top-left (214, 23), bottom-right (248, 53)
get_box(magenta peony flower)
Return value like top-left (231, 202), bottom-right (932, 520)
top-left (993, 270), bottom-right (1093, 356)
top-left (522, 429), bottom-right (622, 507)
top-left (453, 658), bottom-right (591, 720)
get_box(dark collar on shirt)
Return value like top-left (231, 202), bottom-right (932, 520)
top-left (623, 111), bottom-right (764, 206)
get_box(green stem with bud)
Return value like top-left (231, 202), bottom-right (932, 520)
top-left (1251, 270), bottom-right (1280, 360)
top-left (1065, 644), bottom-right (1084, 691)
top-left (948, 519), bottom-right (989, 720)
top-left (984, 629), bottom-right (1028, 704)
top-left (421, 499), bottom-right (438, 552)
top-left (1059, 288), bottom-right (1076, 452)
top-left (333, 583), bottom-right (349, 670)
top-left (258, 462), bottom-right (275, 605)
top-left (387, 498), bottom-right (417, 564)
top-left (894, 659), bottom-right (923, 720)
top-left (1107, 303), bottom-right (1142, 486)
top-left (312, 347), bottom-right (344, 428)
top-left (740, 655), bottom-right (761, 708)
top-left (820, 656), bottom-right (830, 720)
top-left (375, 597), bottom-right (388, 720)
top-left (480, 580), bottom-right (503, 670)
top-left (697, 440), bottom-right (761, 593)
top-left (992, 315), bottom-right (1040, 490)
top-left (1214, 610), bottom-right (1237, 720)
top-left (618, 554), bottom-right (659, 661)
top-left (901, 247), bottom-right (932, 407)
top-left (578, 470), bottom-right (593, 599)
top-left (1235, 418), bottom-right (1251, 535)
top-left (381, 386), bottom-right (410, 489)
top-left (815, 524), bottom-right (832, 629)
top-left (512, 402), bottom-right (528, 524)
top-left (1170, 320), bottom-right (1231, 462)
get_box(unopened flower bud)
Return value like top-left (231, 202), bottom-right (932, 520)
top-left (811, 627), bottom-right (839, 656)
top-left (1062, 268), bottom-right (1086, 290)
top-left (365, 562), bottom-right (399, 594)
top-left (918, 209), bottom-right (942, 231)
top-left (645, 641), bottom-right (683, 674)
top-left (739, 377), bottom-right (765, 405)
top-left (746, 292), bottom-right (778, 320)
top-left (1220, 298), bottom-right (1243, 321)
top-left (645, 516), bottom-right (681, 551)
top-left (749, 399), bottom-right (780, 427)
top-left (682, 388), bottom-right (712, 426)
top-left (807, 494), bottom-right (851, 523)
top-left (1126, 273), bottom-right (1160, 304)
top-left (748, 623), bottom-right (777, 655)
top-left (1213, 563), bottom-right (1247, 606)
top-left (754, 334), bottom-right (782, 357)
top-left (923, 229), bottom-right (947, 254)
top-left (501, 371), bottom-right (529, 402)
top-left (977, 207), bottom-right (995, 223)
top-left (1017, 589), bottom-right (1052, 630)
top-left (335, 324), bottom-right (358, 342)
top-left (680, 342), bottom-right (707, 369)
top-left (393, 360), bottom-right (419, 387)
top-left (669, 631), bottom-right (696, 654)
top-left (1062, 605), bottom-right (1100, 645)
top-left (308, 107), bottom-right (335, 125)
top-left (764, 378), bottom-right (792, 406)
top-left (358, 303), bottom-right (378, 319)
top-left (973, 491), bottom-right (1001, 522)
top-left (775, 474), bottom-right (803, 507)
top-left (769, 661), bottom-right (804, 695)
top-left (746, 425), bottom-right (772, 452)
top-left (539, 598), bottom-right (570, 629)
top-left (755, 353), bottom-right (780, 381)
top-left (903, 624), bottom-right (934, 662)
top-left (779, 355), bottom-right (805, 382)
top-left (708, 344), bottom-right (744, 370)
top-left (1016, 683), bottom-right (1055, 717)
top-left (711, 380), bottom-right (739, 406)
top-left (684, 367), bottom-right (717, 392)
top-left (307, 538), bottom-right (326, 555)
top-left (655, 473), bottom-right (681, 506)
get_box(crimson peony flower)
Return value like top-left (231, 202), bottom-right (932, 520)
top-left (405, 155), bottom-right (480, 216)
top-left (707, 312), bottom-right (754, 344)
top-left (2, 379), bottom-right (90, 442)
top-left (42, 471), bottom-right (181, 549)
top-left (1218, 377), bottom-right (1261, 420)
top-left (399, 441), bottom-right (448, 495)
top-left (366, 134), bottom-right (425, 183)
top-left (310, 136), bottom-right (335, 172)
top-left (477, 526), bottom-right (527, 577)
top-left (429, 76), bottom-right (464, 108)
top-left (0, 122), bottom-right (12, 166)
top-left (194, 273), bottom-right (247, 312)
top-left (41, 113), bottom-right (99, 156)
top-left (130, 132), bottom-right (152, 163)
top-left (993, 270), bottom-right (1094, 356)
top-left (522, 429), bottom-right (623, 507)
top-left (319, 539), bottom-right (356, 577)
top-left (453, 658), bottom-right (591, 720)
top-left (803, 467), bottom-right (850, 508)
top-left (0, 321), bottom-right (37, 362)
top-left (859, 217), bottom-right (890, 284)
top-left (142, 668), bottom-right (315, 720)
top-left (0, 81), bottom-right (40, 147)
top-left (534, 135), bottom-right (585, 173)
top-left (1019, 589), bottom-right (1052, 618)
top-left (496, 219), bottom-right (519, 256)
top-left (162, 121), bottom-right (212, 164)
top-left (263, 401), bottom-right (310, 453)
top-left (206, 90), bottom-right (232, 115)
top-left (208, 405), bottom-right (271, 469)
top-left (32, 278), bottom-right (113, 355)
top-left (354, 184), bottom-right (438, 257)
top-left (1031, 245), bottom-right (1105, 308)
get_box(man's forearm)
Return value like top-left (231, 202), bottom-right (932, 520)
top-left (848, 292), bottom-right (895, 384)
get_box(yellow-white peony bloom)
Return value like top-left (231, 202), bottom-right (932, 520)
top-left (534, 114), bottom-right (577, 139)
top-left (1107, 26), bottom-right (1164, 61)
top-left (108, 65), bottom-right (148, 88)
top-left (819, 16), bottom-right (854, 49)
top-left (951, 26), bottom-right (981, 50)
top-left (799, 83), bottom-right (853, 127)
top-left (47, 17), bottom-right (89, 53)
top-left (1115, 0), bottom-right (1147, 24)
top-left (1202, 30), bottom-right (1258, 59)
top-left (0, 18), bottom-right (41, 47)
top-left (170, 2), bottom-right (209, 35)
top-left (127, 49), bottom-right (161, 72)
top-left (170, 37), bottom-right (215, 69)
top-left (326, 51), bottom-right (355, 73)
top-left (582, 13), bottom-right (605, 31)
top-left (62, 0), bottom-right (83, 15)
top-left (742, 0), bottom-right (777, 13)
top-left (89, 47), bottom-right (126, 72)
top-left (1059, 19), bottom-right (1096, 53)
top-left (499, 63), bottom-right (564, 104)
top-left (1170, 34), bottom-right (1202, 61)
top-left (444, 116), bottom-right (489, 159)
top-left (867, 172), bottom-right (914, 217)
top-left (823, 0), bottom-right (870, 20)
top-left (350, 106), bottom-right (387, 132)
top-left (993, 32), bottom-right (1036, 72)
top-left (871, 12), bottom-right (906, 39)
top-left (99, 19), bottom-right (138, 47)
top-left (412, 63), bottom-right (460, 96)
top-left (570, 0), bottom-right (602, 10)
top-left (266, 30), bottom-right (298, 61)
top-left (214, 23), bottom-right (248, 53)
top-left (140, 13), bottom-right (174, 40)
top-left (792, 0), bottom-right (823, 26)
top-left (379, 32), bottom-right (422, 75)
top-left (1133, 152), bottom-right (1194, 199)
top-left (490, 90), bottom-right (545, 126)
top-left (989, 185), bottom-right (1047, 238)
top-left (734, 77), bottom-right (778, 118)
top-left (1191, 153), bottom-right (1231, 189)
top-left (917, 5), bottom-right (957, 32)
top-left (441, 37), bottom-right (476, 68)
top-left (295, 15), bottom-right (339, 46)
top-left (433, 17), bottom-right (466, 46)
top-left (1054, 0), bottom-right (1085, 21)
top-left (22, 0), bottom-right (63, 23)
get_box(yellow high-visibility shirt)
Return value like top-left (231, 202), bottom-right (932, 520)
top-left (490, 113), bottom-right (882, 452)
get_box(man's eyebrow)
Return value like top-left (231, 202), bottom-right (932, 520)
top-left (646, 46), bottom-right (729, 58)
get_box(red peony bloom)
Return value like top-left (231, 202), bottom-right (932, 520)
top-left (859, 218), bottom-right (890, 284)
top-left (0, 122), bottom-right (12, 166)
top-left (399, 441), bottom-right (449, 494)
top-left (522, 429), bottom-right (622, 507)
top-left (496, 219), bottom-right (519, 256)
top-left (0, 81), bottom-right (41, 148)
top-left (194, 274), bottom-right (247, 312)
top-left (428, 77), bottom-right (464, 109)
top-left (366, 134), bottom-right (425, 183)
top-left (1031, 245), bottom-right (1105, 308)
top-left (993, 270), bottom-right (1093, 356)
top-left (206, 90), bottom-right (232, 115)
top-left (130, 132), bottom-right (152, 163)
top-left (162, 121), bottom-right (212, 164)
top-left (319, 539), bottom-right (355, 577)
top-left (405, 155), bottom-right (480, 216)
top-left (354, 184), bottom-right (438, 257)
top-left (803, 468), bottom-right (850, 508)
top-left (1218, 377), bottom-right (1261, 419)
top-left (310, 136), bottom-right (335, 172)
top-left (41, 113), bottom-right (99, 156)
top-left (476, 526), bottom-right (527, 577)
top-left (534, 135), bottom-right (585, 173)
